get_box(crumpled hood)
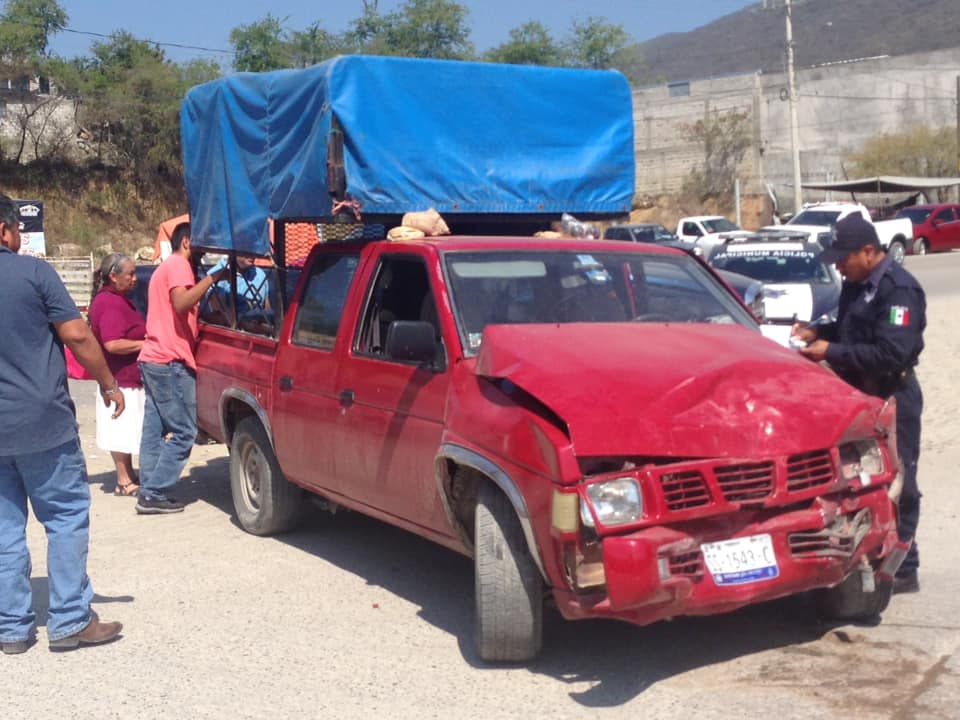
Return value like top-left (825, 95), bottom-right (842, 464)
top-left (474, 323), bottom-right (878, 458)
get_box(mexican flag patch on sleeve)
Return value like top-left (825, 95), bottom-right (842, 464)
top-left (889, 305), bottom-right (910, 326)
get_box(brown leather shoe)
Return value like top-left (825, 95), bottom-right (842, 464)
top-left (49, 611), bottom-right (122, 651)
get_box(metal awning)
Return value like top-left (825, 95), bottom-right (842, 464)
top-left (801, 176), bottom-right (960, 193)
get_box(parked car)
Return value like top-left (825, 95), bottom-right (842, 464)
top-left (604, 223), bottom-right (679, 244)
top-left (675, 215), bottom-right (750, 257)
top-left (896, 203), bottom-right (960, 255)
top-left (708, 235), bottom-right (841, 347)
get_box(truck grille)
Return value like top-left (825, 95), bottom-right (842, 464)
top-left (786, 450), bottom-right (834, 491)
top-left (668, 550), bottom-right (704, 580)
top-left (715, 461), bottom-right (775, 501)
top-left (661, 471), bottom-right (711, 510)
top-left (650, 447), bottom-right (839, 516)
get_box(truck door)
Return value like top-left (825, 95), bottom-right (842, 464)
top-left (935, 207), bottom-right (959, 250)
top-left (271, 248), bottom-right (363, 493)
top-left (333, 249), bottom-right (453, 535)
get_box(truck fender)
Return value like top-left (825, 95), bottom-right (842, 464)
top-left (218, 387), bottom-right (275, 449)
top-left (435, 443), bottom-right (548, 582)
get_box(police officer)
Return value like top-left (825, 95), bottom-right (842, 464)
top-left (791, 213), bottom-right (925, 594)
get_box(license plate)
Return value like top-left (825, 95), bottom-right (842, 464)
top-left (701, 533), bottom-right (779, 586)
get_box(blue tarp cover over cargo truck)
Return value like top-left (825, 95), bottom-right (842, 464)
top-left (180, 55), bottom-right (635, 255)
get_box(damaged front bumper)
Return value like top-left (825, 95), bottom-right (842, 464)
top-left (553, 487), bottom-right (900, 626)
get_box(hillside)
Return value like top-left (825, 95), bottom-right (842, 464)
top-left (635, 0), bottom-right (960, 83)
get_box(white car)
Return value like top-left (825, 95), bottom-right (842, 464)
top-left (708, 236), bottom-right (841, 347)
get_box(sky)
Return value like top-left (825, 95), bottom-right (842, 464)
top-left (45, 0), bottom-right (755, 68)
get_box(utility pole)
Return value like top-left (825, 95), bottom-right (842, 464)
top-left (785, 0), bottom-right (803, 212)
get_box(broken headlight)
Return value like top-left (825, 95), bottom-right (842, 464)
top-left (838, 439), bottom-right (884, 484)
top-left (579, 477), bottom-right (643, 528)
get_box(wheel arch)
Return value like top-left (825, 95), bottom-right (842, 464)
top-left (435, 443), bottom-right (548, 582)
top-left (219, 388), bottom-right (274, 449)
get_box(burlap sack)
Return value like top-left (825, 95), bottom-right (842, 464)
top-left (401, 208), bottom-right (450, 236)
top-left (387, 225), bottom-right (426, 241)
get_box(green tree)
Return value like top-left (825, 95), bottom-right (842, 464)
top-left (0, 0), bottom-right (66, 68)
top-left (564, 17), bottom-right (629, 70)
top-left (484, 21), bottom-right (564, 66)
top-left (682, 109), bottom-right (753, 204)
top-left (381, 0), bottom-right (474, 60)
top-left (849, 124), bottom-right (958, 200)
top-left (56, 32), bottom-right (220, 194)
top-left (290, 22), bottom-right (344, 68)
top-left (230, 15), bottom-right (292, 72)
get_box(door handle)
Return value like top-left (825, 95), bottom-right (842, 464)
top-left (278, 375), bottom-right (293, 392)
top-left (338, 389), bottom-right (355, 407)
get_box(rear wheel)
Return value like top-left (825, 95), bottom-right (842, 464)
top-left (888, 239), bottom-right (906, 265)
top-left (814, 567), bottom-right (892, 622)
top-left (474, 482), bottom-right (544, 662)
top-left (230, 417), bottom-right (304, 535)
top-left (913, 237), bottom-right (928, 255)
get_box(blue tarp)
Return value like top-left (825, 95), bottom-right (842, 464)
top-left (181, 55), bottom-right (635, 255)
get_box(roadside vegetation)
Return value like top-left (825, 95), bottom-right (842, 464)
top-left (0, 0), bottom-right (955, 252)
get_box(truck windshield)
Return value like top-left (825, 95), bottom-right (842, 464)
top-left (896, 207), bottom-right (932, 224)
top-left (703, 218), bottom-right (738, 233)
top-left (443, 250), bottom-right (757, 354)
top-left (789, 210), bottom-right (842, 226)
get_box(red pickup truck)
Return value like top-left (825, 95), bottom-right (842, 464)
top-left (194, 232), bottom-right (905, 662)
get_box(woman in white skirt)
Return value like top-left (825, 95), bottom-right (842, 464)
top-left (88, 253), bottom-right (147, 495)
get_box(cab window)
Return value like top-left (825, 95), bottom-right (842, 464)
top-left (291, 253), bottom-right (360, 350)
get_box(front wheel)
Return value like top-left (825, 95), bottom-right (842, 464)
top-left (888, 239), bottom-right (906, 265)
top-left (814, 567), bottom-right (892, 622)
top-left (474, 482), bottom-right (544, 662)
top-left (230, 417), bottom-right (304, 535)
top-left (913, 237), bottom-right (928, 255)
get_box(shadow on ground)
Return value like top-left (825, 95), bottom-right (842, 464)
top-left (87, 457), bottom-right (855, 707)
top-left (26, 576), bottom-right (134, 628)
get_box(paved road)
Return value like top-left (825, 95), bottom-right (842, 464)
top-left (904, 250), bottom-right (960, 299)
top-left (3, 268), bottom-right (959, 719)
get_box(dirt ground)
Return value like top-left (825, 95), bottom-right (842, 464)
top-left (2, 255), bottom-right (958, 719)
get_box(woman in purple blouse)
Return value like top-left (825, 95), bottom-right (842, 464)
top-left (88, 253), bottom-right (146, 496)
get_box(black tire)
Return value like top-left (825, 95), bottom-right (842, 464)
top-left (888, 239), bottom-right (906, 265)
top-left (814, 569), bottom-right (892, 622)
top-left (230, 417), bottom-right (304, 535)
top-left (474, 482), bottom-right (544, 662)
top-left (914, 237), bottom-right (928, 256)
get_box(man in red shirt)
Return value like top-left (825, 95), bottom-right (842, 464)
top-left (136, 223), bottom-right (227, 514)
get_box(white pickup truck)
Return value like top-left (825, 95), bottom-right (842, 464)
top-left (675, 215), bottom-right (751, 258)
top-left (763, 202), bottom-right (913, 264)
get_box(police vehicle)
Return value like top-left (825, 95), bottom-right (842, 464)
top-left (707, 232), bottom-right (841, 347)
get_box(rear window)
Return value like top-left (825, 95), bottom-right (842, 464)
top-left (896, 207), bottom-right (932, 224)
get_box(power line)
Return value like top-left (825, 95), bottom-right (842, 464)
top-left (59, 27), bottom-right (233, 56)
top-left (2, 17), bottom-right (234, 56)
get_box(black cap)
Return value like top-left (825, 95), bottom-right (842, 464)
top-left (819, 213), bottom-right (881, 263)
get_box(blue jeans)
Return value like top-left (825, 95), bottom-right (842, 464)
top-left (0, 438), bottom-right (94, 643)
top-left (139, 361), bottom-right (198, 501)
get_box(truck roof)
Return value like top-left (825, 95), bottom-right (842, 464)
top-left (181, 55), bottom-right (635, 256)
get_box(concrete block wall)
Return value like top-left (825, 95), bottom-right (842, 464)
top-left (633, 47), bottom-right (960, 212)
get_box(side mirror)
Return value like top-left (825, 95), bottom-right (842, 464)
top-left (932, 217), bottom-right (943, 226)
top-left (385, 320), bottom-right (440, 368)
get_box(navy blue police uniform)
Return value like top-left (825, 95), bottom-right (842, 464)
top-left (819, 252), bottom-right (926, 583)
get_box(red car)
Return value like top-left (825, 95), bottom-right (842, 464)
top-left (896, 203), bottom-right (960, 254)
top-left (194, 232), bottom-right (906, 662)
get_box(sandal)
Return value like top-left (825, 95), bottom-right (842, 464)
top-left (114, 481), bottom-right (139, 497)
